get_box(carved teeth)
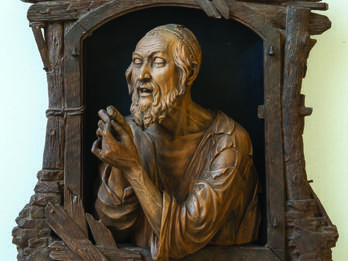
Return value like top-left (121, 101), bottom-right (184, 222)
top-left (139, 88), bottom-right (152, 95)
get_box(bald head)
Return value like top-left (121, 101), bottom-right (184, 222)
top-left (143, 24), bottom-right (202, 72)
top-left (125, 24), bottom-right (202, 129)
top-left (126, 24), bottom-right (202, 95)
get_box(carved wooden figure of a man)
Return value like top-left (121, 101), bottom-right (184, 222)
top-left (92, 24), bottom-right (260, 260)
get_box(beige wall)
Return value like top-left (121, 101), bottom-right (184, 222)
top-left (1, 0), bottom-right (346, 259)
top-left (303, 0), bottom-right (348, 259)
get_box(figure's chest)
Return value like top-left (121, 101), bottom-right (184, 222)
top-left (152, 133), bottom-right (204, 197)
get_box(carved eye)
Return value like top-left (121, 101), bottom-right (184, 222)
top-left (153, 57), bottom-right (166, 67)
top-left (133, 58), bottom-right (143, 66)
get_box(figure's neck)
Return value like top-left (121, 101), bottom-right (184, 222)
top-left (153, 92), bottom-right (214, 139)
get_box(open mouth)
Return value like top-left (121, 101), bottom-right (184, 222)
top-left (138, 87), bottom-right (153, 97)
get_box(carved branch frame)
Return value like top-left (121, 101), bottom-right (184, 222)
top-left (13, 0), bottom-right (338, 260)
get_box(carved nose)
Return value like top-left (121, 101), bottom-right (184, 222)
top-left (140, 71), bottom-right (151, 80)
top-left (139, 64), bottom-right (151, 81)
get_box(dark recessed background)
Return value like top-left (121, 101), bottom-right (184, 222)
top-left (83, 6), bottom-right (266, 245)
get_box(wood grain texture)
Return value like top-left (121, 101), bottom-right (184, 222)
top-left (49, 241), bottom-right (81, 261)
top-left (64, 0), bottom-right (287, 258)
top-left (96, 246), bottom-right (143, 260)
top-left (307, 12), bottom-right (331, 35)
top-left (286, 199), bottom-right (338, 260)
top-left (15, 0), bottom-right (337, 260)
top-left (34, 180), bottom-right (63, 193)
top-left (47, 189), bottom-right (143, 260)
top-left (263, 37), bottom-right (286, 253)
top-left (245, 2), bottom-right (331, 35)
top-left (239, 0), bottom-right (321, 3)
top-left (30, 22), bottom-right (51, 71)
top-left (46, 22), bottom-right (64, 107)
top-left (85, 214), bottom-right (117, 249)
top-left (195, 0), bottom-right (221, 18)
top-left (282, 5), bottom-right (338, 260)
top-left (136, 245), bottom-right (281, 260)
top-left (21, 0), bottom-right (323, 4)
top-left (46, 202), bottom-right (108, 261)
top-left (64, 115), bottom-right (83, 195)
top-left (27, 0), bottom-right (114, 22)
top-left (43, 115), bottom-right (65, 169)
top-left (27, 0), bottom-right (331, 36)
top-left (282, 1), bottom-right (328, 10)
top-left (282, 6), bottom-right (312, 201)
top-left (49, 241), bottom-right (143, 261)
top-left (212, 0), bottom-right (230, 19)
top-left (64, 188), bottom-right (88, 236)
top-left (61, 39), bottom-right (87, 198)
top-left (37, 169), bottom-right (64, 182)
top-left (22, 0), bottom-right (57, 3)
top-left (42, 22), bottom-right (65, 170)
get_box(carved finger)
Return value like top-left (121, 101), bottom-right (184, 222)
top-left (112, 109), bottom-right (133, 136)
top-left (96, 128), bottom-right (103, 137)
top-left (98, 120), bottom-right (105, 130)
top-left (103, 121), bottom-right (118, 143)
top-left (110, 120), bottom-right (128, 140)
top-left (98, 109), bottom-right (109, 122)
top-left (106, 105), bottom-right (118, 118)
top-left (91, 138), bottom-right (103, 159)
top-left (103, 120), bottom-right (111, 134)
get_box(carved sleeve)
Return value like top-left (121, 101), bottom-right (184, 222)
top-left (95, 164), bottom-right (140, 242)
top-left (151, 127), bottom-right (260, 260)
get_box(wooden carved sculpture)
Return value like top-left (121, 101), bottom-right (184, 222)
top-left (12, 0), bottom-right (338, 261)
top-left (92, 24), bottom-right (261, 260)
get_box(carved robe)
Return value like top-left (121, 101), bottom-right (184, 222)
top-left (95, 111), bottom-right (261, 260)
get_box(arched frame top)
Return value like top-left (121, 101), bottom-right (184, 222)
top-left (63, 0), bottom-right (284, 259)
top-left (67, 0), bottom-right (278, 43)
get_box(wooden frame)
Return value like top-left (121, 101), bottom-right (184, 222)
top-left (13, 1), bottom-right (338, 261)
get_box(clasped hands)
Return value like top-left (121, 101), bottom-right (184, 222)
top-left (91, 105), bottom-right (141, 172)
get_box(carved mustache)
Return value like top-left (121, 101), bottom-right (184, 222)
top-left (136, 80), bottom-right (154, 90)
top-left (134, 80), bottom-right (160, 106)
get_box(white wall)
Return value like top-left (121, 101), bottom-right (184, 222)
top-left (1, 0), bottom-right (346, 260)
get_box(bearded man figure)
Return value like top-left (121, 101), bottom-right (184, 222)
top-left (92, 24), bottom-right (261, 261)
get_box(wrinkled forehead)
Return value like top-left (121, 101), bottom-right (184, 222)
top-left (134, 31), bottom-right (177, 56)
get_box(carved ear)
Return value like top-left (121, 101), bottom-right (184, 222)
top-left (186, 62), bottom-right (199, 87)
top-left (125, 64), bottom-right (133, 96)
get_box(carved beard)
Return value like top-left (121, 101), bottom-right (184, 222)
top-left (130, 80), bottom-right (181, 129)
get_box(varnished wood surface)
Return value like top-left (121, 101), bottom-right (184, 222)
top-left (137, 245), bottom-right (282, 261)
top-left (26, 0), bottom-right (331, 36)
top-left (282, 6), bottom-right (312, 201)
top-left (64, 115), bottom-right (84, 195)
top-left (85, 214), bottom-right (118, 249)
top-left (12, 0), bottom-right (337, 260)
top-left (47, 190), bottom-right (142, 260)
top-left (63, 1), bottom-right (286, 256)
top-left (21, 0), bottom-right (325, 4)
top-left (263, 34), bottom-right (285, 252)
top-left (64, 189), bottom-right (88, 236)
top-left (46, 202), bottom-right (108, 261)
top-left (281, 1), bottom-right (328, 10)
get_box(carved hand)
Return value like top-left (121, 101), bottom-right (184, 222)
top-left (92, 106), bottom-right (163, 236)
top-left (91, 106), bottom-right (141, 171)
